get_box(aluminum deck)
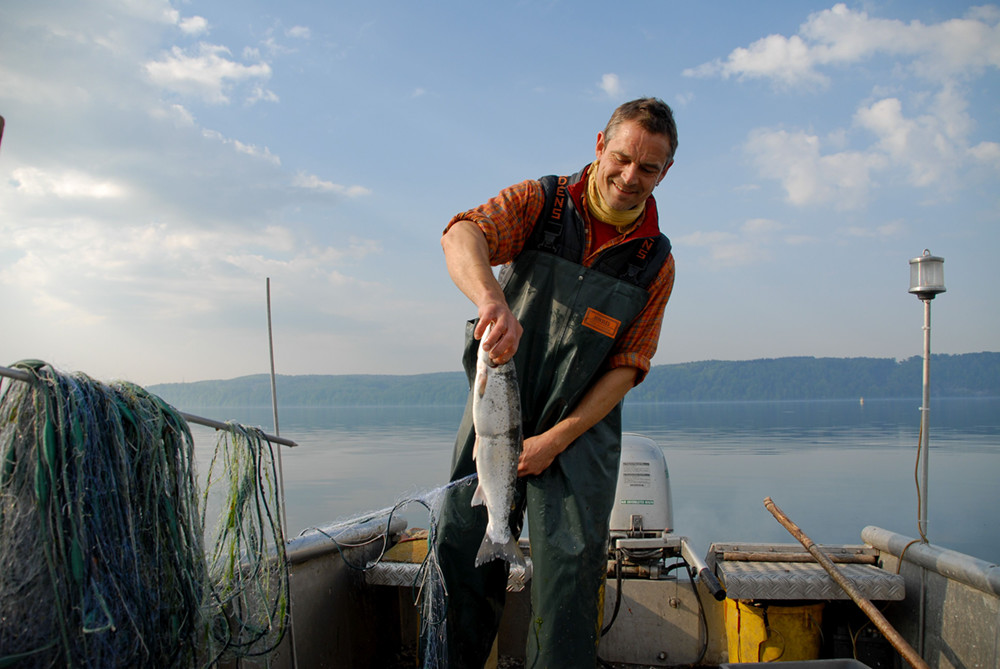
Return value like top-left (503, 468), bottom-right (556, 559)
top-left (710, 542), bottom-right (905, 601)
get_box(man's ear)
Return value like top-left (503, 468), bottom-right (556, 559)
top-left (657, 159), bottom-right (674, 185)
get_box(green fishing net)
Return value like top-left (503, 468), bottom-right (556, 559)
top-left (0, 361), bottom-right (288, 667)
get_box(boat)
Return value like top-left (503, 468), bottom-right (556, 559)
top-left (237, 434), bottom-right (999, 669)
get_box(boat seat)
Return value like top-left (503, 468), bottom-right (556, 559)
top-left (709, 542), bottom-right (905, 601)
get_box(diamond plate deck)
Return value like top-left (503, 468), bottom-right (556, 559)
top-left (718, 560), bottom-right (905, 600)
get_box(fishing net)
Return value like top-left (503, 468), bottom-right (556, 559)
top-left (201, 421), bottom-right (289, 661)
top-left (0, 361), bottom-right (289, 668)
top-left (307, 474), bottom-right (480, 669)
top-left (0, 360), bottom-right (209, 666)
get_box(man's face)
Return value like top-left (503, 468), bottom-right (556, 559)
top-left (594, 120), bottom-right (673, 211)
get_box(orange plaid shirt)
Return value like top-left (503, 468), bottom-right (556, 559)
top-left (445, 168), bottom-right (675, 383)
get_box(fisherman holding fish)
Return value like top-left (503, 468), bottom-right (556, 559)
top-left (435, 98), bottom-right (677, 668)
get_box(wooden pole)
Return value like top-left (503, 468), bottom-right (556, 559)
top-left (763, 497), bottom-right (930, 669)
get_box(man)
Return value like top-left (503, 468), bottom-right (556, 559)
top-left (435, 98), bottom-right (677, 668)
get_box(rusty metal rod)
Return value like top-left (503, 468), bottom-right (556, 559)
top-left (763, 497), bottom-right (930, 669)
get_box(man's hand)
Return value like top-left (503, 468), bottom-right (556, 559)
top-left (517, 433), bottom-right (562, 477)
top-left (475, 305), bottom-right (522, 365)
top-left (516, 366), bottom-right (639, 477)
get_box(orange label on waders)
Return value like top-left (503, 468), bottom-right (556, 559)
top-left (582, 308), bottom-right (620, 339)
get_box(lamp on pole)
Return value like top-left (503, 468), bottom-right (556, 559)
top-left (908, 250), bottom-right (945, 542)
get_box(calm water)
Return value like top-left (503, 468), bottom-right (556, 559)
top-left (189, 398), bottom-right (1000, 565)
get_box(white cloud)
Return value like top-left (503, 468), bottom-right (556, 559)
top-left (247, 84), bottom-right (280, 105)
top-left (689, 4), bottom-right (1000, 210)
top-left (286, 26), bottom-right (311, 40)
top-left (677, 226), bottom-right (777, 267)
top-left (970, 140), bottom-right (1000, 167)
top-left (200, 129), bottom-right (281, 164)
top-left (744, 128), bottom-right (886, 209)
top-left (292, 172), bottom-right (372, 198)
top-left (11, 167), bottom-right (127, 199)
top-left (684, 3), bottom-right (1000, 87)
top-left (599, 73), bottom-right (623, 98)
top-left (152, 103), bottom-right (196, 127)
top-left (0, 212), bottom-right (382, 329)
top-left (743, 82), bottom-right (997, 210)
top-left (686, 33), bottom-right (827, 88)
top-left (179, 16), bottom-right (209, 36)
top-left (145, 43), bottom-right (275, 104)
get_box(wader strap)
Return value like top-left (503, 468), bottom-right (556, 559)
top-left (531, 172), bottom-right (671, 289)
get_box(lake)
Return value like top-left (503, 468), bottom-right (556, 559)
top-left (189, 397), bottom-right (1000, 565)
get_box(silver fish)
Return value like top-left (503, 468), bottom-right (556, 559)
top-left (471, 322), bottom-right (525, 567)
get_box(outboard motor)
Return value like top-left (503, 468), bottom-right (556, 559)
top-left (606, 434), bottom-right (723, 597)
top-left (608, 433), bottom-right (675, 579)
top-left (601, 434), bottom-right (725, 647)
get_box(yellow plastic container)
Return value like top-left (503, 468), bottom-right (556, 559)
top-left (725, 600), bottom-right (824, 663)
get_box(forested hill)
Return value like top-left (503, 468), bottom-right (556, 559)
top-left (148, 352), bottom-right (1000, 409)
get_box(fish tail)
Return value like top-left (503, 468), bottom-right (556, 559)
top-left (475, 534), bottom-right (525, 568)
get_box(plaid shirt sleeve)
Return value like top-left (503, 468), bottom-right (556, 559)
top-left (444, 178), bottom-right (675, 385)
top-left (444, 179), bottom-right (545, 264)
top-left (605, 252), bottom-right (675, 384)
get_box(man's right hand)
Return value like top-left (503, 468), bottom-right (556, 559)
top-left (475, 305), bottom-right (522, 366)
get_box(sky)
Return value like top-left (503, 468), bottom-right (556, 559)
top-left (1, 1), bottom-right (998, 386)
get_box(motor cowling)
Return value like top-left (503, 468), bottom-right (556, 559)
top-left (609, 433), bottom-right (673, 537)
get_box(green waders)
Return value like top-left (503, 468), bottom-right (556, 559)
top-left (435, 250), bottom-right (650, 668)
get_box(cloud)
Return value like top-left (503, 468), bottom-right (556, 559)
top-left (201, 129), bottom-right (281, 165)
top-left (686, 34), bottom-right (826, 88)
top-left (970, 140), bottom-right (1000, 167)
top-left (744, 127), bottom-right (886, 209)
top-left (744, 82), bottom-right (999, 209)
top-left (742, 218), bottom-right (783, 235)
top-left (178, 16), bottom-right (209, 36)
top-left (684, 3), bottom-right (1000, 87)
top-left (11, 167), bottom-right (127, 199)
top-left (145, 43), bottom-right (275, 104)
top-left (677, 224), bottom-right (782, 267)
top-left (292, 172), bottom-right (372, 198)
top-left (599, 73), bottom-right (623, 98)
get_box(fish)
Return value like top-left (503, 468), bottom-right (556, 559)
top-left (471, 322), bottom-right (526, 568)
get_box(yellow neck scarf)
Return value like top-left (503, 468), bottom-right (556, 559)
top-left (586, 161), bottom-right (645, 233)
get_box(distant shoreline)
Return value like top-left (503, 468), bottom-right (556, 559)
top-left (149, 352), bottom-right (1000, 409)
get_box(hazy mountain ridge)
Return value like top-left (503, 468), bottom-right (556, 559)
top-left (147, 352), bottom-right (1000, 410)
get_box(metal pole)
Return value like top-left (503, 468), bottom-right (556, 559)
top-left (266, 278), bottom-right (290, 533)
top-left (918, 297), bottom-right (931, 542)
top-left (917, 297), bottom-right (932, 658)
